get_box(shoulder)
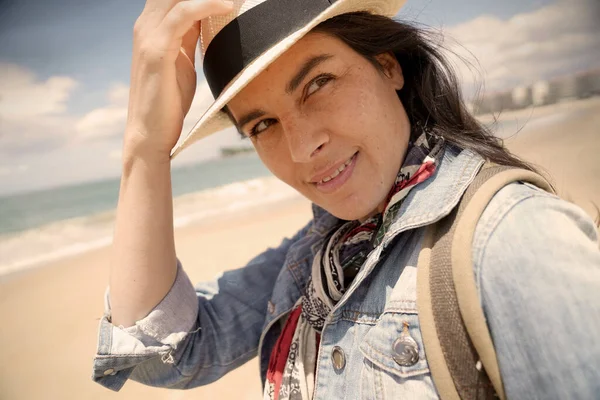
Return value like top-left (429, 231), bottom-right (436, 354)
top-left (471, 177), bottom-right (600, 320)
top-left (473, 181), bottom-right (599, 272)
top-left (470, 182), bottom-right (600, 398)
top-left (471, 179), bottom-right (600, 304)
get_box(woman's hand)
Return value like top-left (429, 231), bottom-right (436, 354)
top-left (124, 0), bottom-right (233, 162)
top-left (108, 0), bottom-right (232, 328)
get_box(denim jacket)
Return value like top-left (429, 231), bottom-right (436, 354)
top-left (92, 147), bottom-right (600, 399)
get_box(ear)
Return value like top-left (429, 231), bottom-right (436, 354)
top-left (375, 52), bottom-right (404, 90)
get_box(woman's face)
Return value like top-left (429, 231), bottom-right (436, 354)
top-left (227, 32), bottom-right (410, 221)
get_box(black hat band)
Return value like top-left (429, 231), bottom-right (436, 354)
top-left (203, 0), bottom-right (338, 99)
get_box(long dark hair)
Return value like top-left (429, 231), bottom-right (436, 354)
top-left (313, 12), bottom-right (537, 172)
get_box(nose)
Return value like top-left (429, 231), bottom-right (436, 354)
top-left (282, 116), bottom-right (329, 163)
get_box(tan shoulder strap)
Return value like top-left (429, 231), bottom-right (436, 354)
top-left (417, 226), bottom-right (462, 399)
top-left (417, 163), bottom-right (554, 400)
top-left (452, 167), bottom-right (553, 399)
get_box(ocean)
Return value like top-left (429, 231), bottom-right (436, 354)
top-left (2, 100), bottom-right (589, 278)
top-left (0, 153), bottom-right (300, 277)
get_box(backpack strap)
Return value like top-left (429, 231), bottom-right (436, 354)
top-left (417, 163), bottom-right (554, 400)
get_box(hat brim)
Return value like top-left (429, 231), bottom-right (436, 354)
top-left (171, 0), bottom-right (406, 159)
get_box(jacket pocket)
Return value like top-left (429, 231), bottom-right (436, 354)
top-left (359, 312), bottom-right (439, 399)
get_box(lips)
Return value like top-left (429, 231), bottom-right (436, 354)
top-left (318, 157), bottom-right (353, 183)
top-left (310, 152), bottom-right (358, 194)
top-left (310, 153), bottom-right (356, 184)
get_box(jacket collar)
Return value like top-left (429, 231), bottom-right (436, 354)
top-left (311, 146), bottom-right (485, 238)
top-left (385, 146), bottom-right (484, 239)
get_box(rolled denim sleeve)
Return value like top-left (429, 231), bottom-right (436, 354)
top-left (473, 182), bottom-right (600, 399)
top-left (92, 261), bottom-right (200, 390)
top-left (92, 221), bottom-right (311, 391)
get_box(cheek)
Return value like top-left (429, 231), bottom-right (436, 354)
top-left (321, 78), bottom-right (407, 148)
top-left (334, 79), bottom-right (410, 187)
top-left (254, 143), bottom-right (298, 186)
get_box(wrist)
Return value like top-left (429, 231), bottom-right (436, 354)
top-left (122, 129), bottom-right (173, 168)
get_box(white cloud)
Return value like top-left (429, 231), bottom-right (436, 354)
top-left (0, 58), bottom-right (238, 169)
top-left (0, 63), bottom-right (79, 121)
top-left (108, 148), bottom-right (122, 160)
top-left (107, 83), bottom-right (130, 107)
top-left (75, 103), bottom-right (128, 141)
top-left (0, 63), bottom-right (80, 154)
top-left (444, 0), bottom-right (600, 95)
top-left (6, 0), bottom-right (596, 185)
top-left (74, 83), bottom-right (129, 141)
top-left (0, 64), bottom-right (219, 153)
top-left (0, 164), bottom-right (29, 177)
top-left (75, 78), bottom-right (217, 143)
top-left (74, 77), bottom-right (241, 165)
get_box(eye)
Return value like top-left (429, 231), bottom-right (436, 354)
top-left (305, 74), bottom-right (333, 98)
top-left (249, 118), bottom-right (277, 137)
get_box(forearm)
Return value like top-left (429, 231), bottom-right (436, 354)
top-left (109, 149), bottom-right (177, 327)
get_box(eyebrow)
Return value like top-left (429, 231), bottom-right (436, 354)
top-left (236, 53), bottom-right (334, 130)
top-left (237, 110), bottom-right (266, 131)
top-left (286, 53), bottom-right (334, 94)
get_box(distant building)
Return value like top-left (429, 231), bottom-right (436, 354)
top-left (554, 75), bottom-right (579, 101)
top-left (532, 81), bottom-right (551, 105)
top-left (512, 86), bottom-right (533, 108)
top-left (465, 102), bottom-right (475, 113)
top-left (575, 68), bottom-right (600, 98)
top-left (472, 68), bottom-right (600, 115)
top-left (220, 145), bottom-right (255, 158)
top-left (475, 91), bottom-right (514, 114)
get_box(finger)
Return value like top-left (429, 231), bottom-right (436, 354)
top-left (143, 0), bottom-right (178, 9)
top-left (158, 0), bottom-right (233, 44)
top-left (139, 0), bottom-right (181, 29)
top-left (181, 20), bottom-right (201, 65)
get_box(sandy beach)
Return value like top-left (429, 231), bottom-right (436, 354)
top-left (0, 97), bottom-right (598, 399)
top-left (482, 96), bottom-right (600, 217)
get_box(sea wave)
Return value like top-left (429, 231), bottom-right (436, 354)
top-left (0, 177), bottom-right (300, 277)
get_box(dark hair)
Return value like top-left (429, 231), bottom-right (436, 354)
top-left (314, 13), bottom-right (600, 227)
top-left (311, 12), bottom-right (537, 172)
top-left (224, 12), bottom-right (537, 172)
top-left (225, 12), bottom-right (599, 224)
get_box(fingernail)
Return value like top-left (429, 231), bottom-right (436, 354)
top-left (222, 0), bottom-right (234, 7)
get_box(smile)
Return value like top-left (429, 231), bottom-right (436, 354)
top-left (319, 156), bottom-right (353, 183)
top-left (312, 152), bottom-right (358, 193)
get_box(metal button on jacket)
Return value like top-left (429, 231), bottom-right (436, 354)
top-left (331, 346), bottom-right (346, 371)
top-left (392, 321), bottom-right (420, 367)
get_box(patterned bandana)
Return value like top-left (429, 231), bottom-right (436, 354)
top-left (264, 130), bottom-right (445, 400)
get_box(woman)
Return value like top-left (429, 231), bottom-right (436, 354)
top-left (92, 0), bottom-right (600, 398)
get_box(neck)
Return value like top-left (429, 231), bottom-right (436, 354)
top-left (358, 200), bottom-right (388, 223)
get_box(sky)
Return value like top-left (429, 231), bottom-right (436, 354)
top-left (0, 0), bottom-right (598, 196)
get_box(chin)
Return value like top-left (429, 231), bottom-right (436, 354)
top-left (304, 186), bottom-right (386, 222)
top-left (321, 201), bottom-right (378, 222)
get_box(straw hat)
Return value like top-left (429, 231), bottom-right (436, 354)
top-left (171, 0), bottom-right (406, 158)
